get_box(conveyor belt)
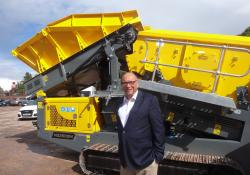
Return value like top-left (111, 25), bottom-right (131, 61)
top-left (24, 24), bottom-right (138, 95)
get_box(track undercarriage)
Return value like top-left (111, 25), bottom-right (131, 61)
top-left (79, 143), bottom-right (242, 175)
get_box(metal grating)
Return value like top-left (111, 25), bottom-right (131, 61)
top-left (49, 105), bottom-right (76, 127)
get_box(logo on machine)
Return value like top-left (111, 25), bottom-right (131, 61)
top-left (60, 106), bottom-right (76, 112)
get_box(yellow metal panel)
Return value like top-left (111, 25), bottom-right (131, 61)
top-left (127, 29), bottom-right (250, 102)
top-left (167, 112), bottom-right (175, 122)
top-left (139, 29), bottom-right (250, 47)
top-left (12, 10), bottom-right (143, 74)
top-left (37, 102), bottom-right (44, 109)
top-left (111, 114), bottom-right (117, 122)
top-left (36, 90), bottom-right (46, 97)
top-left (144, 40), bottom-right (159, 72)
top-left (177, 45), bottom-right (222, 92)
top-left (217, 49), bottom-right (250, 99)
top-left (213, 124), bottom-right (222, 135)
top-left (48, 10), bottom-right (142, 29)
top-left (44, 97), bottom-right (101, 134)
top-left (86, 135), bottom-right (91, 143)
top-left (158, 43), bottom-right (184, 82)
top-left (125, 39), bottom-right (147, 75)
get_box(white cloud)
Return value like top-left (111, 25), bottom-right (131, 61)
top-left (0, 0), bottom-right (250, 81)
top-left (0, 53), bottom-right (36, 80)
top-left (0, 78), bottom-right (17, 91)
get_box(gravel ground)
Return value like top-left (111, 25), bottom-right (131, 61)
top-left (0, 106), bottom-right (82, 175)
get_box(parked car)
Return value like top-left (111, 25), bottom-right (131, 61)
top-left (0, 99), bottom-right (10, 106)
top-left (10, 98), bottom-right (26, 106)
top-left (0, 99), bottom-right (5, 106)
top-left (17, 100), bottom-right (37, 120)
top-left (20, 99), bottom-right (29, 106)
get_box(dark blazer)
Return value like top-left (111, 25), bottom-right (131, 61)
top-left (114, 90), bottom-right (165, 170)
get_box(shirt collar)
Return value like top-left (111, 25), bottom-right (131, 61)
top-left (124, 90), bottom-right (138, 102)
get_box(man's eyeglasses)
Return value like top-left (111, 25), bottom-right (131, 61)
top-left (121, 80), bottom-right (137, 86)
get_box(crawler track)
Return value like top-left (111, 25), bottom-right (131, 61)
top-left (79, 143), bottom-right (243, 175)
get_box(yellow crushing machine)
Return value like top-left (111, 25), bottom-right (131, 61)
top-left (12, 10), bottom-right (250, 175)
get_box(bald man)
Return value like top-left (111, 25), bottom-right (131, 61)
top-left (114, 72), bottom-right (165, 175)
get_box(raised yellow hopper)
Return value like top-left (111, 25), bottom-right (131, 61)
top-left (12, 10), bottom-right (143, 73)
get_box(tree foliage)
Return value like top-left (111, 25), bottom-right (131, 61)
top-left (16, 82), bottom-right (24, 95)
top-left (240, 26), bottom-right (250, 36)
top-left (23, 72), bottom-right (33, 82)
top-left (0, 86), bottom-right (4, 94)
top-left (16, 72), bottom-right (33, 95)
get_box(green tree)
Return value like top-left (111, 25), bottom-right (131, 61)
top-left (16, 72), bottom-right (33, 95)
top-left (23, 72), bottom-right (33, 82)
top-left (0, 86), bottom-right (4, 94)
top-left (240, 26), bottom-right (250, 36)
top-left (16, 81), bottom-right (25, 95)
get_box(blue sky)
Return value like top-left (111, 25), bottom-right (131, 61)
top-left (0, 0), bottom-right (250, 90)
